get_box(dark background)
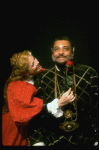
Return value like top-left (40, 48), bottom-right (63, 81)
top-left (2, 5), bottom-right (98, 91)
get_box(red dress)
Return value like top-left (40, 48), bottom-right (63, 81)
top-left (2, 80), bottom-right (43, 146)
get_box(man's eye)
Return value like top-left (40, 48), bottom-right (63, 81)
top-left (64, 48), bottom-right (68, 50)
top-left (64, 47), bottom-right (69, 51)
top-left (54, 47), bottom-right (59, 51)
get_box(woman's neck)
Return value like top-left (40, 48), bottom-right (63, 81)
top-left (24, 74), bottom-right (34, 81)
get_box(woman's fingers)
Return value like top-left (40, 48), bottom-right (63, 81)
top-left (66, 88), bottom-right (72, 95)
top-left (58, 88), bottom-right (75, 107)
top-left (63, 88), bottom-right (72, 97)
top-left (70, 97), bottom-right (75, 102)
top-left (68, 91), bottom-right (73, 99)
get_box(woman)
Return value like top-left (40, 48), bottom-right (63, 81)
top-left (2, 50), bottom-right (75, 146)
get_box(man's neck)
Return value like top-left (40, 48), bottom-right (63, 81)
top-left (55, 63), bottom-right (66, 72)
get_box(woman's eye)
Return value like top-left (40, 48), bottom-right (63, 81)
top-left (32, 62), bottom-right (34, 67)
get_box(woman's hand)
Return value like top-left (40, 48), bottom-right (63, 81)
top-left (57, 88), bottom-right (75, 107)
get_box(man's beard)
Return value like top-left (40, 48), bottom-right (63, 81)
top-left (52, 54), bottom-right (69, 66)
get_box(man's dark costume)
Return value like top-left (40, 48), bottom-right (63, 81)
top-left (28, 63), bottom-right (98, 146)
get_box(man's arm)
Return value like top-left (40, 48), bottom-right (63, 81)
top-left (90, 68), bottom-right (98, 146)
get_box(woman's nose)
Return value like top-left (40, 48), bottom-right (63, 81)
top-left (36, 59), bottom-right (39, 65)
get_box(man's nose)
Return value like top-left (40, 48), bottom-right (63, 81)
top-left (59, 48), bottom-right (64, 54)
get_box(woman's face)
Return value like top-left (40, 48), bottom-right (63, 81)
top-left (28, 55), bottom-right (42, 75)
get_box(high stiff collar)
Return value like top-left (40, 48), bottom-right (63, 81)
top-left (55, 65), bottom-right (60, 71)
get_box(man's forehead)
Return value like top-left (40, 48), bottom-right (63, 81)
top-left (53, 40), bottom-right (71, 47)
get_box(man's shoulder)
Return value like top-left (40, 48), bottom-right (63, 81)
top-left (38, 66), bottom-right (55, 77)
top-left (75, 64), bottom-right (98, 76)
top-left (34, 67), bottom-right (54, 81)
top-left (75, 63), bottom-right (92, 70)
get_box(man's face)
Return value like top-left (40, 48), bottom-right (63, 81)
top-left (52, 40), bottom-right (72, 64)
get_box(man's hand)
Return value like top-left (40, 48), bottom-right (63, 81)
top-left (57, 88), bottom-right (75, 107)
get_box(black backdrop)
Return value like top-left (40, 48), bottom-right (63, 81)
top-left (2, 9), bottom-right (98, 92)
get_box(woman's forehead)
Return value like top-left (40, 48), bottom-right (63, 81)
top-left (28, 55), bottom-right (34, 63)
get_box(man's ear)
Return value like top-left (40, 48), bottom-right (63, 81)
top-left (70, 47), bottom-right (75, 60)
top-left (52, 54), bottom-right (55, 61)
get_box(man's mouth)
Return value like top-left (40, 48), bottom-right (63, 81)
top-left (56, 55), bottom-right (68, 59)
top-left (58, 56), bottom-right (65, 58)
top-left (56, 56), bottom-right (68, 60)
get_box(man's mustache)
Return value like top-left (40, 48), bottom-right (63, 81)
top-left (56, 54), bottom-right (68, 59)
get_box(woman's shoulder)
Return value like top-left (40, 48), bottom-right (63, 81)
top-left (8, 80), bottom-right (26, 88)
top-left (7, 80), bottom-right (37, 99)
top-left (8, 80), bottom-right (36, 92)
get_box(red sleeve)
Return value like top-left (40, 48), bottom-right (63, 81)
top-left (7, 80), bottom-right (43, 123)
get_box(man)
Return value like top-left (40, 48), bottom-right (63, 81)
top-left (29, 36), bottom-right (98, 146)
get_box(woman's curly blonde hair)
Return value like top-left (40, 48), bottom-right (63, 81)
top-left (2, 50), bottom-right (32, 114)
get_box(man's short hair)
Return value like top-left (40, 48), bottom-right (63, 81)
top-left (51, 36), bottom-right (73, 52)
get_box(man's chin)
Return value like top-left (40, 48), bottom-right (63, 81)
top-left (55, 60), bottom-right (67, 66)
